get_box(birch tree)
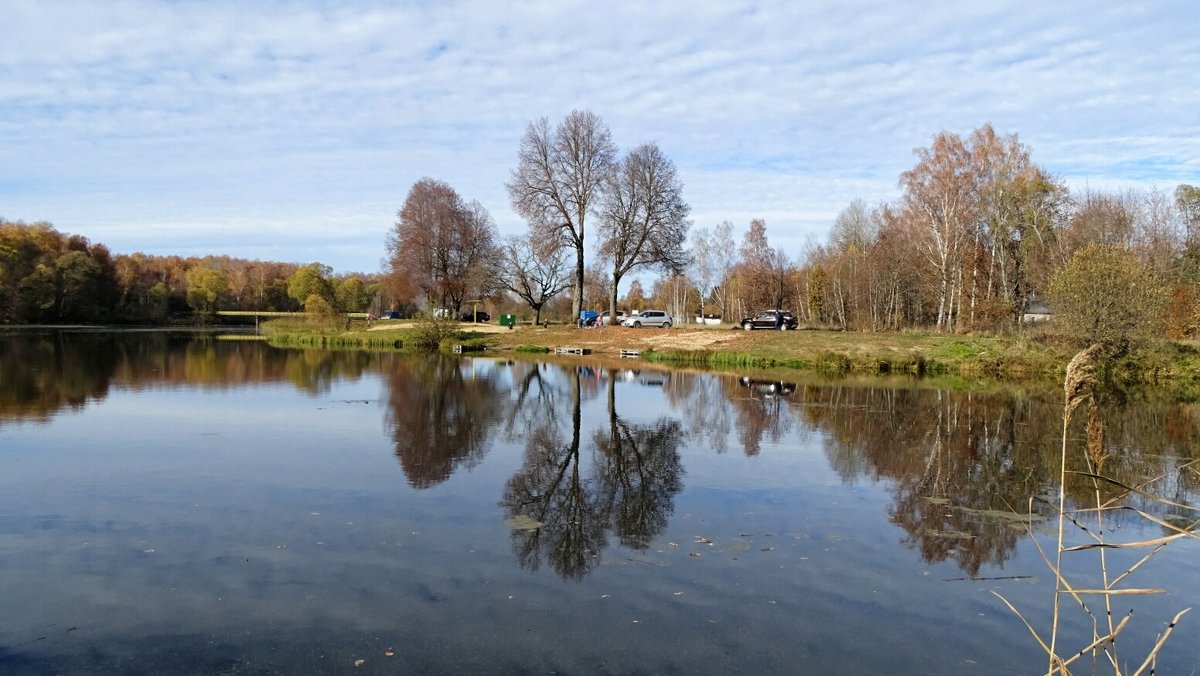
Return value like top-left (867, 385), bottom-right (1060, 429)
top-left (690, 220), bottom-right (736, 319)
top-left (900, 132), bottom-right (977, 331)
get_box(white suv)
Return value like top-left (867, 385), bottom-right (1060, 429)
top-left (622, 310), bottom-right (672, 328)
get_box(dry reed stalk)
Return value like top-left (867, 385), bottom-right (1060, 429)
top-left (1050, 343), bottom-right (1103, 668)
top-left (996, 343), bottom-right (1194, 675)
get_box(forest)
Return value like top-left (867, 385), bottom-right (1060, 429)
top-left (0, 219), bottom-right (380, 324)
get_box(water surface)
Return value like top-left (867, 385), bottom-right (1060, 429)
top-left (1, 331), bottom-right (1198, 674)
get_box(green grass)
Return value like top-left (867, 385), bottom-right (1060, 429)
top-left (514, 344), bottom-right (551, 354)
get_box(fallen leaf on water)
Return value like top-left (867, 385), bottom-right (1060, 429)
top-left (504, 515), bottom-right (544, 531)
top-left (354, 659), bottom-right (365, 667)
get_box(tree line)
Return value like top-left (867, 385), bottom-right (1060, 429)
top-left (0, 219), bottom-right (380, 324)
top-left (9, 114), bottom-right (1198, 339)
top-left (386, 113), bottom-right (1199, 341)
top-left (692, 126), bottom-right (1198, 341)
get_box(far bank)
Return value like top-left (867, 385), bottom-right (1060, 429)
top-left (262, 319), bottom-right (1200, 399)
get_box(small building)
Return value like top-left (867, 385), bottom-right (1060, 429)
top-left (1022, 296), bottom-right (1053, 323)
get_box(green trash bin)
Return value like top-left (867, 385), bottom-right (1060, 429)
top-left (500, 314), bottom-right (516, 328)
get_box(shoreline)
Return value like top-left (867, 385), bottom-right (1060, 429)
top-left (262, 321), bottom-right (1200, 398)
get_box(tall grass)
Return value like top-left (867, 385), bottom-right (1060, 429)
top-left (995, 343), bottom-right (1197, 674)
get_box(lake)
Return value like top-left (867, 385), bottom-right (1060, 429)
top-left (1, 330), bottom-right (1198, 674)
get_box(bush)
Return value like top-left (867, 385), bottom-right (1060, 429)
top-left (410, 314), bottom-right (457, 351)
top-left (1048, 244), bottom-right (1167, 350)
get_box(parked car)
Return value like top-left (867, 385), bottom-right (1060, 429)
top-left (597, 310), bottom-right (627, 326)
top-left (740, 310), bottom-right (798, 331)
top-left (622, 310), bottom-right (672, 328)
top-left (460, 311), bottom-right (491, 323)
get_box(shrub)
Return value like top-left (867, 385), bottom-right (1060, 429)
top-left (410, 314), bottom-right (457, 351)
top-left (1047, 244), bottom-right (1167, 350)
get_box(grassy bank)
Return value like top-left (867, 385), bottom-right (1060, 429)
top-left (261, 317), bottom-right (492, 353)
top-left (262, 318), bottom-right (1200, 394)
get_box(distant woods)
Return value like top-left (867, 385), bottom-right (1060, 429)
top-left (0, 219), bottom-right (380, 324)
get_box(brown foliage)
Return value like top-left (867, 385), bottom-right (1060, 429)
top-left (388, 177), bottom-right (499, 314)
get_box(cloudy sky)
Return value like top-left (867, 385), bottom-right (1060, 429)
top-left (3, 1), bottom-right (1198, 273)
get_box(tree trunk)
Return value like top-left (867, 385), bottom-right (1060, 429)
top-left (573, 246), bottom-right (585, 322)
top-left (608, 272), bottom-right (621, 328)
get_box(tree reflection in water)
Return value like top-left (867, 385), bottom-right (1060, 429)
top-left (793, 386), bottom-right (1060, 575)
top-left (500, 367), bottom-right (684, 580)
top-left (657, 373), bottom-right (1200, 576)
top-left (730, 377), bottom-right (796, 456)
top-left (0, 330), bottom-right (375, 423)
top-left (384, 355), bottom-right (504, 488)
top-left (6, 331), bottom-right (1199, 581)
top-left (591, 375), bottom-right (684, 551)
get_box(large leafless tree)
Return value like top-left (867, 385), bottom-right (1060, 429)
top-left (387, 178), bottom-right (499, 314)
top-left (507, 110), bottom-right (617, 321)
top-left (597, 142), bottom-right (690, 323)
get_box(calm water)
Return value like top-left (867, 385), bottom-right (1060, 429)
top-left (1, 330), bottom-right (1199, 675)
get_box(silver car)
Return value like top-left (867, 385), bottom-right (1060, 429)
top-left (597, 310), bottom-right (627, 326)
top-left (622, 310), bottom-right (672, 328)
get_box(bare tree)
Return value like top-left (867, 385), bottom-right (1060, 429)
top-left (388, 178), bottom-right (499, 314)
top-left (507, 110), bottom-right (617, 323)
top-left (688, 226), bottom-right (713, 318)
top-left (689, 220), bottom-right (736, 320)
top-left (736, 218), bottom-right (780, 312)
top-left (826, 200), bottom-right (876, 329)
top-left (597, 142), bottom-right (691, 324)
top-left (709, 221), bottom-right (736, 320)
top-left (500, 234), bottom-right (572, 325)
top-left (1177, 184), bottom-right (1200, 245)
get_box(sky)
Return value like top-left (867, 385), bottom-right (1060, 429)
top-left (2, 0), bottom-right (1198, 274)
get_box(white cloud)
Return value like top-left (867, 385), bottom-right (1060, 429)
top-left (2, 0), bottom-right (1198, 272)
